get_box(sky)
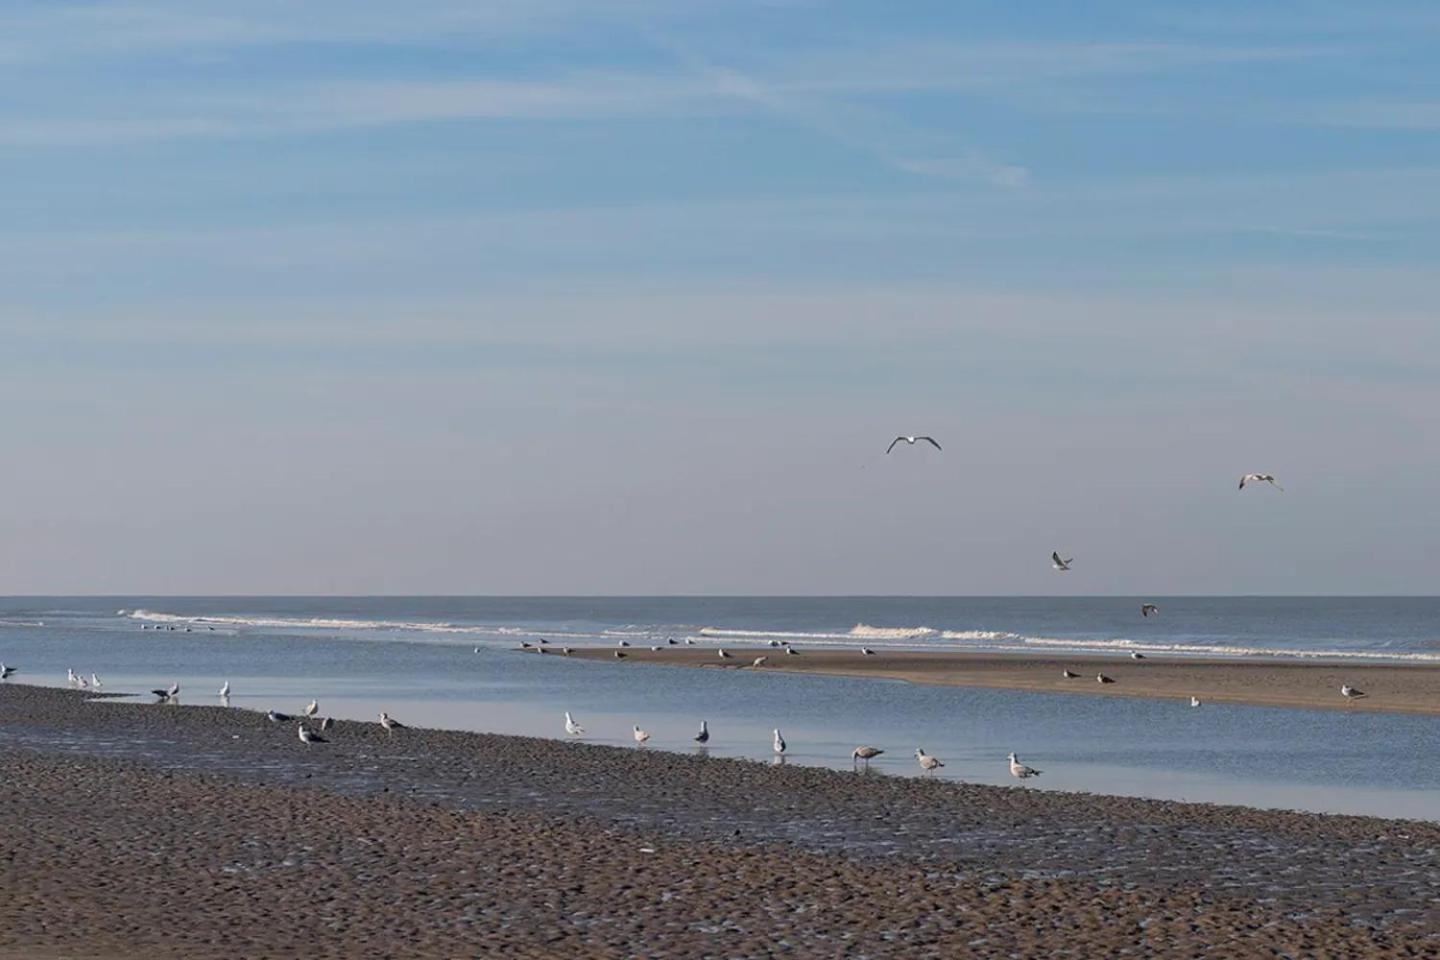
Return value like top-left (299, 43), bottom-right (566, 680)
top-left (1, 1), bottom-right (1437, 595)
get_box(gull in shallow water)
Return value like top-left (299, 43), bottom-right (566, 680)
top-left (303, 699), bottom-right (318, 718)
top-left (1141, 604), bottom-right (1159, 618)
top-left (219, 681), bottom-right (230, 698)
top-left (1341, 684), bottom-right (1367, 702)
top-left (152, 682), bottom-right (180, 702)
top-left (1051, 552), bottom-right (1073, 572)
top-left (886, 435), bottom-right (942, 454)
top-left (1008, 752), bottom-right (1041, 779)
top-left (1097, 673), bottom-right (1115, 685)
top-left (751, 656), bottom-right (768, 667)
top-left (694, 720), bottom-right (709, 744)
top-left (90, 674), bottom-right (103, 692)
top-left (1190, 696), bottom-right (1202, 708)
top-left (379, 711), bottom-right (405, 736)
top-left (297, 724), bottom-right (327, 746)
top-left (851, 746), bottom-right (884, 768)
top-left (1239, 473), bottom-right (1283, 492)
top-left (632, 725), bottom-right (650, 746)
top-left (915, 748), bottom-right (944, 774)
top-left (67, 668), bottom-right (78, 687)
top-left (564, 711), bottom-right (584, 736)
top-left (773, 729), bottom-right (786, 755)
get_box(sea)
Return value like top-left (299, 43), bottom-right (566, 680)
top-left (2, 596), bottom-right (1438, 819)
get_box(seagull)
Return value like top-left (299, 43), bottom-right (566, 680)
top-left (219, 681), bottom-right (230, 698)
top-left (1130, 652), bottom-right (1147, 660)
top-left (379, 711), bottom-right (405, 736)
top-left (319, 716), bottom-right (334, 732)
top-left (860, 647), bottom-right (876, 656)
top-left (1239, 473), bottom-right (1284, 492)
top-left (473, 646), bottom-right (481, 653)
top-left (1141, 604), bottom-right (1159, 618)
top-left (718, 649), bottom-right (733, 660)
top-left (303, 700), bottom-right (319, 718)
top-left (768, 639), bottom-right (782, 648)
top-left (564, 711), bottom-right (584, 736)
top-left (667, 638), bottom-right (678, 646)
top-left (1051, 552), bottom-right (1073, 572)
top-left (562, 647), bottom-right (574, 655)
top-left (852, 746), bottom-right (884, 767)
top-left (90, 674), bottom-right (103, 692)
top-left (297, 724), bottom-right (327, 746)
top-left (685, 638), bottom-right (695, 645)
top-left (1189, 696), bottom-right (1202, 708)
top-left (1008, 752), bottom-right (1041, 779)
top-left (773, 729), bottom-right (786, 755)
top-left (614, 650), bottom-right (628, 659)
top-left (1061, 669), bottom-right (1079, 679)
top-left (267, 710), bottom-right (293, 724)
top-left (751, 656), bottom-right (768, 667)
top-left (0, 663), bottom-right (15, 679)
top-left (537, 638), bottom-right (549, 646)
top-left (75, 675), bottom-right (88, 690)
top-left (784, 646), bottom-right (799, 656)
top-left (886, 436), bottom-right (942, 454)
top-left (617, 640), bottom-right (631, 648)
top-left (915, 748), bottom-right (944, 774)
top-left (152, 682), bottom-right (179, 701)
top-left (67, 668), bottom-right (78, 687)
top-left (694, 720), bottom-right (709, 744)
top-left (632, 725), bottom-right (650, 746)
top-left (1097, 673), bottom-right (1115, 684)
top-left (520, 642), bottom-right (534, 650)
top-left (1341, 684), bottom-right (1367, 702)
top-left (650, 645), bottom-right (660, 651)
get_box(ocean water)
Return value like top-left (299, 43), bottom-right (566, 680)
top-left (3, 596), bottom-right (1439, 819)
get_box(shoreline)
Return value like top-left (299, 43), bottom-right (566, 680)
top-left (0, 683), bottom-right (1437, 957)
top-left (563, 646), bottom-right (1440, 715)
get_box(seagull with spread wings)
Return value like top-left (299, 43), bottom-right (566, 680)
top-left (1051, 552), bottom-right (1073, 572)
top-left (886, 436), bottom-right (942, 454)
top-left (1239, 473), bottom-right (1284, 491)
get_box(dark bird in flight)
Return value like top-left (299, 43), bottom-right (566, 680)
top-left (886, 436), bottom-right (942, 454)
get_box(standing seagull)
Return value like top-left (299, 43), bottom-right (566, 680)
top-left (1341, 684), bottom-right (1367, 702)
top-left (915, 748), bottom-right (944, 774)
top-left (1051, 552), bottom-right (1073, 572)
top-left (886, 435), bottom-right (942, 454)
top-left (219, 681), bottom-right (231, 698)
top-left (773, 729), bottom-right (787, 755)
top-left (1141, 604), bottom-right (1159, 618)
top-left (1008, 752), bottom-right (1041, 779)
top-left (564, 711), bottom-right (584, 736)
top-left (694, 720), bottom-right (710, 744)
top-left (718, 649), bottom-right (733, 660)
top-left (751, 656), bottom-right (769, 668)
top-left (303, 699), bottom-right (319, 719)
top-left (1239, 473), bottom-right (1284, 492)
top-left (90, 674), bottom-right (103, 692)
top-left (1097, 673), bottom-right (1115, 685)
top-left (852, 746), bottom-right (884, 768)
top-left (632, 725), bottom-right (651, 746)
top-left (1189, 696), bottom-right (1202, 708)
top-left (67, 668), bottom-right (78, 687)
top-left (379, 711), bottom-right (405, 736)
top-left (297, 724), bottom-right (327, 746)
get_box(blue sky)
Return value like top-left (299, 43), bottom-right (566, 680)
top-left (1, 1), bottom-right (1437, 594)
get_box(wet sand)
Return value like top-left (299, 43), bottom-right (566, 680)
top-left (2, 684), bottom-right (1438, 957)
top-left (567, 646), bottom-right (1440, 714)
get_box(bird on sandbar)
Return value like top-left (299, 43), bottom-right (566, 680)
top-left (67, 668), bottom-right (78, 687)
top-left (773, 729), bottom-right (787, 755)
top-left (614, 650), bottom-right (628, 659)
top-left (1008, 752), bottom-right (1041, 779)
top-left (1189, 696), bottom-right (1202, 708)
top-left (218, 680), bottom-right (230, 698)
top-left (632, 725), bottom-right (650, 746)
top-left (267, 710), bottom-right (293, 724)
top-left (667, 638), bottom-right (678, 646)
top-left (152, 682), bottom-right (180, 702)
top-left (90, 674), bottom-right (103, 692)
top-left (319, 716), bottom-right (334, 732)
top-left (297, 724), bottom-right (327, 746)
top-left (562, 647), bottom-right (574, 655)
top-left (379, 711), bottom-right (405, 736)
top-left (564, 711), bottom-right (584, 736)
top-left (886, 436), bottom-right (942, 454)
top-left (1341, 684), bottom-right (1367, 702)
top-left (852, 746), bottom-right (884, 768)
top-left (617, 640), bottom-right (630, 648)
top-left (685, 638), bottom-right (696, 645)
top-left (860, 647), bottom-right (876, 656)
top-left (1130, 652), bottom-right (1147, 660)
top-left (1141, 604), bottom-right (1159, 618)
top-left (1097, 674), bottom-right (1115, 685)
top-left (303, 699), bottom-right (319, 718)
top-left (1239, 473), bottom-right (1283, 492)
top-left (694, 720), bottom-right (710, 744)
top-left (751, 656), bottom-right (768, 667)
top-left (718, 649), bottom-right (733, 660)
top-left (915, 748), bottom-right (944, 774)
top-left (1061, 669), bottom-right (1079, 679)
top-left (1051, 552), bottom-right (1073, 572)
top-left (784, 646), bottom-right (799, 656)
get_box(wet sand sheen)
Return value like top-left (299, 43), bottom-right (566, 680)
top-left (564, 647), bottom-right (1440, 715)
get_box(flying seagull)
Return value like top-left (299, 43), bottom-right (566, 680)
top-left (886, 436), bottom-right (942, 454)
top-left (1239, 473), bottom-right (1284, 492)
top-left (694, 720), bottom-right (710, 744)
top-left (297, 724), bottom-right (327, 746)
top-left (773, 729), bottom-right (787, 755)
top-left (632, 725), bottom-right (651, 746)
top-left (564, 711), bottom-right (584, 736)
top-left (915, 748), bottom-right (944, 774)
top-left (379, 711), bottom-right (405, 736)
top-left (1097, 673), bottom-right (1115, 684)
top-left (852, 746), bottom-right (884, 768)
top-left (1341, 684), bottom-right (1367, 702)
top-left (1008, 752), bottom-right (1041, 779)
top-left (1051, 552), bottom-right (1073, 572)
top-left (1141, 604), bottom-right (1159, 618)
top-left (0, 663), bottom-right (15, 679)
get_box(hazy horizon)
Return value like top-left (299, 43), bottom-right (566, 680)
top-left (3, 2), bottom-right (1437, 595)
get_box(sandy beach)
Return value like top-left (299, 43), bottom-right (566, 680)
top-left (565, 646), bottom-right (1440, 715)
top-left (1, 683), bottom-right (1437, 957)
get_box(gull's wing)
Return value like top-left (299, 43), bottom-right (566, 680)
top-left (1052, 551), bottom-right (1063, 565)
top-left (885, 437), bottom-right (903, 454)
top-left (1268, 478), bottom-right (1285, 492)
top-left (919, 437), bottom-right (942, 451)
